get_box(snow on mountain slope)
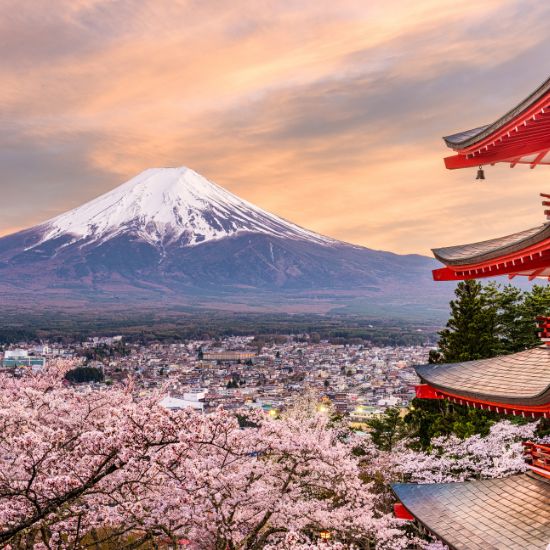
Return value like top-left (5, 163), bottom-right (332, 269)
top-left (0, 165), bottom-right (454, 314)
top-left (35, 167), bottom-right (336, 248)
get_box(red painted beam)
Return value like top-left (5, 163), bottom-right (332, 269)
top-left (445, 143), bottom-right (550, 169)
top-left (415, 384), bottom-right (444, 399)
top-left (433, 265), bottom-right (547, 281)
top-left (394, 503), bottom-right (414, 521)
top-left (444, 155), bottom-right (480, 169)
top-left (529, 268), bottom-right (545, 280)
top-left (417, 384), bottom-right (550, 418)
top-left (433, 266), bottom-right (471, 281)
top-left (531, 151), bottom-right (547, 168)
top-left (453, 96), bottom-right (550, 155)
top-left (432, 249), bottom-right (550, 281)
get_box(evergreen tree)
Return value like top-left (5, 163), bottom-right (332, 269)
top-left (428, 349), bottom-right (442, 364)
top-left (522, 284), bottom-right (550, 337)
top-left (437, 280), bottom-right (498, 362)
top-left (65, 366), bottom-right (104, 384)
top-left (404, 399), bottom-right (500, 449)
top-left (413, 280), bottom-right (548, 449)
top-left (487, 283), bottom-right (550, 354)
top-left (367, 408), bottom-right (406, 452)
top-left (491, 284), bottom-right (535, 353)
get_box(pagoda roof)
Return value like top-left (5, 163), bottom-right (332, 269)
top-left (415, 346), bottom-right (550, 408)
top-left (443, 76), bottom-right (550, 169)
top-left (444, 124), bottom-right (490, 148)
top-left (433, 223), bottom-right (550, 267)
top-left (444, 77), bottom-right (550, 149)
top-left (431, 214), bottom-right (550, 281)
top-left (392, 473), bottom-right (550, 550)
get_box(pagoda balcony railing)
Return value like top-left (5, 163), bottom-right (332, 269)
top-left (523, 441), bottom-right (550, 477)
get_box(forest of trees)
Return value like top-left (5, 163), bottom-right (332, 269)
top-left (0, 310), bottom-right (438, 346)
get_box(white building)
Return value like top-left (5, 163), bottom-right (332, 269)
top-left (159, 390), bottom-right (206, 412)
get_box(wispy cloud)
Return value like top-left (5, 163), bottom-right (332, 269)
top-left (1, 0), bottom-right (550, 253)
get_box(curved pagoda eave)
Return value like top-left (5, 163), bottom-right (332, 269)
top-left (392, 473), bottom-right (550, 550)
top-left (443, 76), bottom-right (550, 169)
top-left (431, 223), bottom-right (550, 281)
top-left (414, 347), bottom-right (550, 417)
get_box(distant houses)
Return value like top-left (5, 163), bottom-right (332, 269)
top-left (202, 351), bottom-right (256, 362)
top-left (2, 349), bottom-right (46, 370)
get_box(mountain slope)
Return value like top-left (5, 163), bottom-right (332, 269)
top-left (0, 167), bottom-right (452, 317)
top-left (32, 167), bottom-right (335, 248)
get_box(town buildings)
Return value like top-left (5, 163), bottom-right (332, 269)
top-left (1, 336), bottom-right (429, 418)
top-left (2, 349), bottom-right (46, 370)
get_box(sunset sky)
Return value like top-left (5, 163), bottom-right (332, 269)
top-left (2, 0), bottom-right (550, 254)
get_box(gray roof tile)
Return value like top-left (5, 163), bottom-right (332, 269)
top-left (392, 473), bottom-right (550, 550)
top-left (415, 346), bottom-right (550, 406)
top-left (444, 76), bottom-right (550, 149)
top-left (432, 224), bottom-right (550, 267)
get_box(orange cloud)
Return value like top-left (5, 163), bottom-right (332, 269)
top-left (1, 0), bottom-right (550, 255)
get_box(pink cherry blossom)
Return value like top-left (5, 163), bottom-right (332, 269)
top-left (0, 362), bottom-right (407, 549)
top-left (393, 420), bottom-right (538, 484)
top-left (0, 361), bottom-right (539, 549)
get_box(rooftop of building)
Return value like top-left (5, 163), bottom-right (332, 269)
top-left (444, 76), bottom-right (550, 150)
top-left (432, 223), bottom-right (550, 267)
top-left (415, 346), bottom-right (550, 407)
top-left (392, 473), bottom-right (550, 550)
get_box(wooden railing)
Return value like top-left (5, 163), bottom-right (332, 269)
top-left (523, 441), bottom-right (550, 477)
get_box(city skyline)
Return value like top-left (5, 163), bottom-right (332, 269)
top-left (2, 0), bottom-right (550, 254)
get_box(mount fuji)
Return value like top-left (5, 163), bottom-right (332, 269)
top-left (34, 167), bottom-right (336, 249)
top-left (0, 167), bottom-right (451, 316)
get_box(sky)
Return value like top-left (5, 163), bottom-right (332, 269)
top-left (2, 0), bottom-right (550, 255)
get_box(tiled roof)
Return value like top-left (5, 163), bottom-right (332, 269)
top-left (392, 473), bottom-right (550, 550)
top-left (432, 224), bottom-right (550, 267)
top-left (443, 125), bottom-right (489, 147)
top-left (415, 347), bottom-right (550, 406)
top-left (443, 76), bottom-right (550, 149)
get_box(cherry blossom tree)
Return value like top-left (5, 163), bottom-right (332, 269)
top-left (393, 420), bottom-right (538, 484)
top-left (0, 364), bottom-right (410, 549)
top-left (4, 362), bottom-right (537, 549)
top-left (0, 363), bottom-right (181, 548)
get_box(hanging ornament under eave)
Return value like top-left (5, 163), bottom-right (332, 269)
top-left (476, 165), bottom-right (485, 180)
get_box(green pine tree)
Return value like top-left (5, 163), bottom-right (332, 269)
top-left (366, 408), bottom-right (406, 452)
top-left (437, 280), bottom-right (498, 362)
top-left (411, 280), bottom-right (548, 449)
top-left (491, 284), bottom-right (535, 353)
top-left (522, 284), bottom-right (550, 339)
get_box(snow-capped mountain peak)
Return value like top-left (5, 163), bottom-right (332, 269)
top-left (0, 165), bottom-right (445, 315)
top-left (36, 167), bottom-right (335, 248)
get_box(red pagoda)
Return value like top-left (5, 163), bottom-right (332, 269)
top-left (443, 77), bottom-right (550, 170)
top-left (392, 78), bottom-right (550, 550)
